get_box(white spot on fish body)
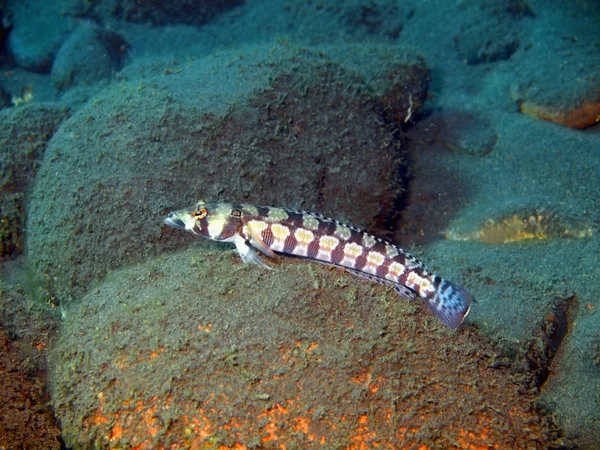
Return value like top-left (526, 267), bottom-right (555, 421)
top-left (293, 228), bottom-right (315, 256)
top-left (265, 208), bottom-right (289, 222)
top-left (385, 245), bottom-right (399, 258)
top-left (242, 205), bottom-right (259, 216)
top-left (406, 272), bottom-right (432, 293)
top-left (341, 242), bottom-right (363, 267)
top-left (316, 234), bottom-right (339, 262)
top-left (247, 220), bottom-right (268, 236)
top-left (302, 215), bottom-right (320, 231)
top-left (319, 235), bottom-right (339, 251)
top-left (366, 251), bottom-right (385, 267)
top-left (270, 223), bottom-right (290, 252)
top-left (334, 224), bottom-right (352, 241)
top-left (362, 234), bottom-right (376, 248)
top-left (343, 242), bottom-right (363, 258)
top-left (387, 261), bottom-right (406, 281)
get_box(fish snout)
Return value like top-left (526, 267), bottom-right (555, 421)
top-left (164, 214), bottom-right (186, 230)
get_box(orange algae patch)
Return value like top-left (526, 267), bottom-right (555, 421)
top-left (447, 210), bottom-right (591, 244)
top-left (257, 403), bottom-right (289, 444)
top-left (149, 347), bottom-right (165, 359)
top-left (520, 100), bottom-right (600, 129)
top-left (350, 370), bottom-right (381, 393)
top-left (350, 415), bottom-right (378, 449)
top-left (77, 323), bottom-right (557, 450)
top-left (109, 424), bottom-right (123, 441)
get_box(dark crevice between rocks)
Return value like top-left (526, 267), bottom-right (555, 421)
top-left (473, 295), bottom-right (578, 397)
top-left (526, 295), bottom-right (577, 390)
top-left (0, 16), bottom-right (14, 68)
top-left (367, 108), bottom-right (410, 241)
top-left (471, 295), bottom-right (580, 447)
top-left (373, 62), bottom-right (431, 240)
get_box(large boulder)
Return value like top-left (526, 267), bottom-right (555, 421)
top-left (5, 0), bottom-right (78, 72)
top-left (49, 246), bottom-right (555, 449)
top-left (51, 22), bottom-right (129, 89)
top-left (0, 104), bottom-right (69, 259)
top-left (79, 0), bottom-right (243, 26)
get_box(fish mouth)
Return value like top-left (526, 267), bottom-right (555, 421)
top-left (164, 215), bottom-right (186, 230)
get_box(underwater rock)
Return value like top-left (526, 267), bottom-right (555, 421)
top-left (0, 279), bottom-right (61, 450)
top-left (339, 1), bottom-right (405, 39)
top-left (519, 98), bottom-right (600, 130)
top-left (0, 104), bottom-right (69, 259)
top-left (5, 0), bottom-right (77, 72)
top-left (379, 61), bottom-right (430, 126)
top-left (511, 4), bottom-right (600, 129)
top-left (455, 22), bottom-right (520, 64)
top-left (0, 194), bottom-right (24, 260)
top-left (0, 327), bottom-right (62, 449)
top-left (453, 0), bottom-right (527, 64)
top-left (51, 22), bottom-right (129, 89)
top-left (49, 246), bottom-right (556, 449)
top-left (79, 0), bottom-right (243, 26)
top-left (284, 0), bottom-right (409, 41)
top-left (537, 305), bottom-right (600, 448)
top-left (26, 43), bottom-right (420, 305)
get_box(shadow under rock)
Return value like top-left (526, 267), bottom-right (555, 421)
top-left (394, 113), bottom-right (477, 248)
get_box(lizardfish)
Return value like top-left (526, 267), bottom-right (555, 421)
top-left (164, 201), bottom-right (472, 329)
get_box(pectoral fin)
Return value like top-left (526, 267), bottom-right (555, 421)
top-left (233, 235), bottom-right (273, 270)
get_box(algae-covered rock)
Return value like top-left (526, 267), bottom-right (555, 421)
top-left (49, 246), bottom-right (555, 449)
top-left (0, 278), bottom-right (62, 449)
top-left (0, 104), bottom-right (69, 259)
top-left (538, 310), bottom-right (600, 448)
top-left (510, 1), bottom-right (600, 129)
top-left (79, 0), bottom-right (243, 26)
top-left (453, 0), bottom-right (528, 65)
top-left (5, 0), bottom-right (78, 72)
top-left (26, 43), bottom-right (426, 305)
top-left (0, 327), bottom-right (62, 449)
top-left (51, 22), bottom-right (129, 89)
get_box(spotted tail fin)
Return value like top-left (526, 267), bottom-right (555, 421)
top-left (423, 279), bottom-right (472, 329)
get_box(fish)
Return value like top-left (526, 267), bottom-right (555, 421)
top-left (164, 201), bottom-right (472, 329)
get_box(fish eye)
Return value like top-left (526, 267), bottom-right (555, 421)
top-left (230, 209), bottom-right (242, 217)
top-left (193, 208), bottom-right (207, 220)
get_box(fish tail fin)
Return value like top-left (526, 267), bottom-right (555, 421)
top-left (422, 278), bottom-right (472, 329)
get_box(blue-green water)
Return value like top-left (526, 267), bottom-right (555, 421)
top-left (1, 0), bottom-right (598, 448)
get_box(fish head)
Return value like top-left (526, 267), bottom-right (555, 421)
top-left (163, 200), bottom-right (242, 242)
